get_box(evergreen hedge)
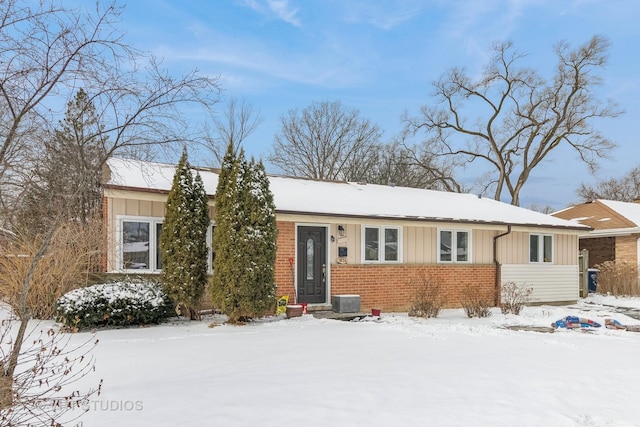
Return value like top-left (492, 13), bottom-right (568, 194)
top-left (56, 277), bottom-right (173, 331)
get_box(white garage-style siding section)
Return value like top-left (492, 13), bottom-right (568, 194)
top-left (501, 264), bottom-right (579, 303)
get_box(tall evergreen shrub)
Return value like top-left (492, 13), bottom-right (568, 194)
top-left (160, 148), bottom-right (210, 320)
top-left (211, 143), bottom-right (277, 322)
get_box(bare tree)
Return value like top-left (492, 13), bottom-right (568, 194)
top-left (577, 165), bottom-right (640, 202)
top-left (0, 0), bottom-right (221, 226)
top-left (404, 36), bottom-right (621, 206)
top-left (268, 100), bottom-right (382, 181)
top-left (527, 204), bottom-right (555, 214)
top-left (361, 140), bottom-right (462, 191)
top-left (203, 98), bottom-right (262, 167)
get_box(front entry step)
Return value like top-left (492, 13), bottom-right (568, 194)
top-left (306, 304), bottom-right (332, 312)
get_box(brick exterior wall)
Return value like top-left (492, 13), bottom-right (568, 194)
top-left (615, 235), bottom-right (639, 265)
top-left (330, 264), bottom-right (496, 312)
top-left (580, 237), bottom-right (615, 268)
top-left (274, 221), bottom-right (296, 300)
top-left (273, 220), bottom-right (496, 312)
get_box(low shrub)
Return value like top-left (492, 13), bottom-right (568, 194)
top-left (595, 261), bottom-right (639, 296)
top-left (500, 282), bottom-right (532, 315)
top-left (460, 284), bottom-right (492, 318)
top-left (408, 274), bottom-right (444, 318)
top-left (56, 277), bottom-right (173, 331)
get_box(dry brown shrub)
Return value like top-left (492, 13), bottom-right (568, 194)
top-left (460, 283), bottom-right (492, 318)
top-left (500, 282), bottom-right (532, 315)
top-left (0, 220), bottom-right (103, 319)
top-left (408, 273), bottom-right (444, 318)
top-left (594, 261), bottom-right (639, 296)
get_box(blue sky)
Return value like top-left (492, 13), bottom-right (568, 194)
top-left (119, 0), bottom-right (640, 209)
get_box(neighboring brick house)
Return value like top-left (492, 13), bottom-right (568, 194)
top-left (103, 158), bottom-right (589, 312)
top-left (553, 199), bottom-right (640, 268)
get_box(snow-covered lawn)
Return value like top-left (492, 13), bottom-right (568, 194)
top-left (23, 295), bottom-right (640, 426)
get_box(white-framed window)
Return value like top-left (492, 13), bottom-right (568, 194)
top-left (117, 216), bottom-right (215, 272)
top-left (361, 225), bottom-right (402, 263)
top-left (117, 216), bottom-right (162, 271)
top-left (530, 234), bottom-right (553, 263)
top-left (438, 229), bottom-right (471, 263)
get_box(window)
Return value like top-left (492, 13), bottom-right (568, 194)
top-left (530, 234), bottom-right (553, 263)
top-left (209, 224), bottom-right (216, 272)
top-left (117, 216), bottom-right (215, 272)
top-left (119, 217), bottom-right (162, 271)
top-left (438, 229), bottom-right (470, 263)
top-left (362, 226), bottom-right (401, 263)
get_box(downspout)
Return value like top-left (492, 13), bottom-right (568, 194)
top-left (493, 225), bottom-right (512, 306)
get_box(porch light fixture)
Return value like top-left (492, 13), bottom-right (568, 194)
top-left (338, 225), bottom-right (345, 237)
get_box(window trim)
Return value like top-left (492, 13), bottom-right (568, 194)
top-left (360, 225), bottom-right (402, 264)
top-left (437, 228), bottom-right (472, 264)
top-left (116, 215), bottom-right (215, 273)
top-left (529, 233), bottom-right (553, 264)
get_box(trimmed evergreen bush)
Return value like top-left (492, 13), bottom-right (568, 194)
top-left (55, 277), bottom-right (173, 331)
top-left (159, 148), bottom-right (210, 320)
top-left (210, 143), bottom-right (278, 323)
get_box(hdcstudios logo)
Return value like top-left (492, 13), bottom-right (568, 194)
top-left (86, 400), bottom-right (144, 412)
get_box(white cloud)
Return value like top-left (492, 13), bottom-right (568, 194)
top-left (339, 0), bottom-right (422, 30)
top-left (267, 0), bottom-right (301, 27)
top-left (242, 0), bottom-right (301, 27)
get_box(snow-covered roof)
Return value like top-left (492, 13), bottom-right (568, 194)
top-left (104, 157), bottom-right (588, 230)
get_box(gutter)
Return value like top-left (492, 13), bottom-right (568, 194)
top-left (581, 227), bottom-right (640, 238)
top-left (493, 225), bottom-right (512, 306)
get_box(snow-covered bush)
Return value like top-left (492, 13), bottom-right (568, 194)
top-left (56, 277), bottom-right (173, 331)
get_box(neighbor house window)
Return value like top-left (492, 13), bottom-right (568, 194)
top-left (118, 216), bottom-right (215, 272)
top-left (362, 226), bottom-right (401, 263)
top-left (438, 229), bottom-right (471, 263)
top-left (530, 234), bottom-right (553, 263)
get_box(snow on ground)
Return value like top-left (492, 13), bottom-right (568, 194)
top-left (17, 295), bottom-right (640, 426)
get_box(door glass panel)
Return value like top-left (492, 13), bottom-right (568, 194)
top-left (365, 227), bottom-right (379, 261)
top-left (306, 238), bottom-right (314, 280)
top-left (123, 221), bottom-right (150, 269)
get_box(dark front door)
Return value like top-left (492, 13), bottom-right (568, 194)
top-left (297, 226), bottom-right (327, 304)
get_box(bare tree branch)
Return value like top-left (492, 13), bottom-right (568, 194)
top-left (577, 165), bottom-right (640, 202)
top-left (202, 98), bottom-right (262, 167)
top-left (268, 100), bottom-right (382, 181)
top-left (0, 0), bottom-right (221, 226)
top-left (404, 35), bottom-right (622, 205)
